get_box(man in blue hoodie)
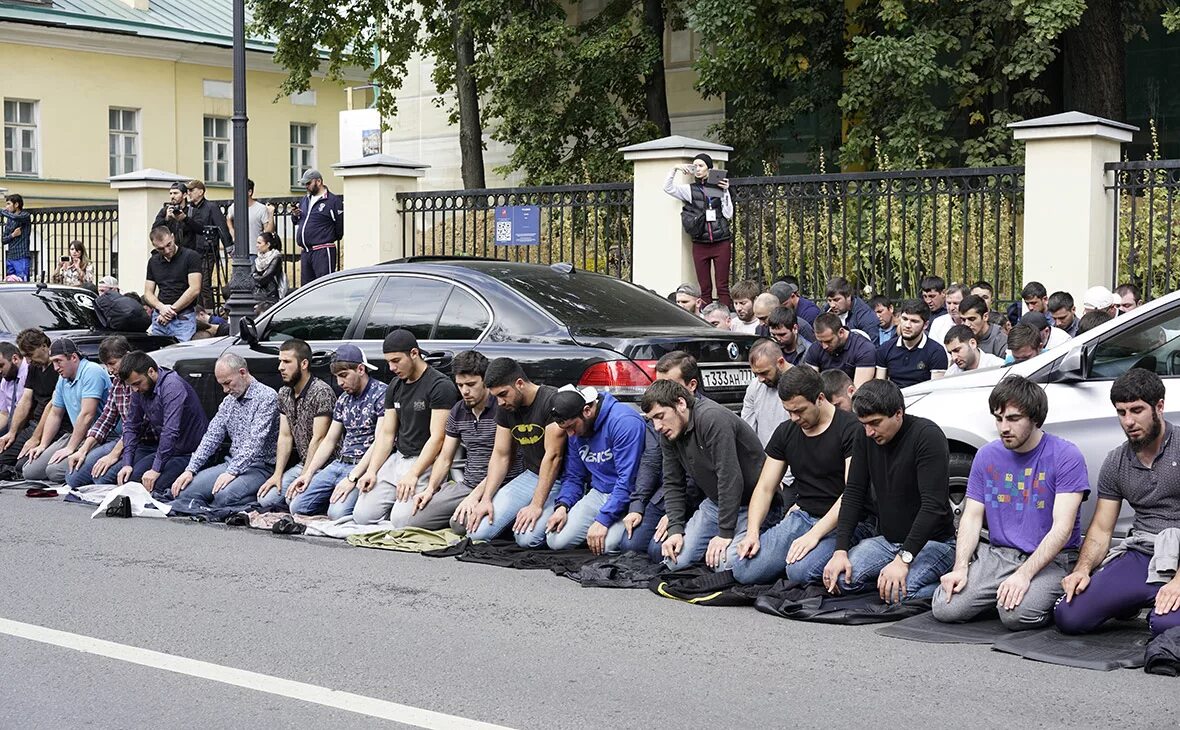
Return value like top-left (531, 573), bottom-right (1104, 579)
top-left (2, 194), bottom-right (32, 281)
top-left (545, 385), bottom-right (647, 554)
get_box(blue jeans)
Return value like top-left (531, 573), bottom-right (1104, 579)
top-left (149, 309), bottom-right (197, 341)
top-left (175, 462), bottom-right (272, 509)
top-left (127, 447), bottom-right (192, 501)
top-left (732, 508), bottom-right (876, 585)
top-left (289, 460), bottom-right (352, 516)
top-left (65, 437), bottom-right (121, 489)
top-left (469, 469), bottom-right (560, 548)
top-left (666, 498), bottom-right (760, 572)
top-left (6, 257), bottom-right (29, 281)
top-left (257, 464), bottom-right (302, 511)
top-left (546, 489), bottom-right (627, 552)
top-left (837, 535), bottom-right (956, 601)
top-left (618, 500), bottom-right (666, 563)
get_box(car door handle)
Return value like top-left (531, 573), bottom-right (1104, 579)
top-left (424, 350), bottom-right (455, 371)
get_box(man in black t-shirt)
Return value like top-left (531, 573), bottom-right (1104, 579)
top-left (823, 380), bottom-right (955, 603)
top-left (143, 225), bottom-right (203, 342)
top-left (734, 367), bottom-right (876, 585)
top-left (465, 357), bottom-right (567, 548)
top-left (0, 328), bottom-right (59, 468)
top-left (354, 329), bottom-right (459, 526)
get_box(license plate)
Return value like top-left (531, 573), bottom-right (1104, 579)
top-left (701, 367), bottom-right (754, 389)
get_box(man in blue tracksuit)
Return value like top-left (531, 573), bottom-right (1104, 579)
top-left (544, 385), bottom-right (646, 554)
top-left (2, 194), bottom-right (32, 281)
top-left (291, 170), bottom-right (344, 285)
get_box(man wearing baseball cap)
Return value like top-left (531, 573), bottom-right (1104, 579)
top-left (545, 384), bottom-right (647, 554)
top-left (287, 344), bottom-right (387, 516)
top-left (1083, 285), bottom-right (1119, 318)
top-left (291, 169), bottom-right (344, 285)
top-left (350, 329), bottom-right (459, 526)
top-left (22, 338), bottom-right (111, 483)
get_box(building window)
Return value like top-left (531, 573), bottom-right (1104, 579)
top-left (109, 108), bottom-right (139, 177)
top-left (666, 28), bottom-right (701, 68)
top-left (203, 116), bottom-right (231, 184)
top-left (3, 99), bottom-right (38, 176)
top-left (290, 123), bottom-right (315, 187)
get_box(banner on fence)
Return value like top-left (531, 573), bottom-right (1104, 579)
top-left (494, 205), bottom-right (540, 246)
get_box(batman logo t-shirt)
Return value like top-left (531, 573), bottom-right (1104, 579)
top-left (496, 383), bottom-right (558, 474)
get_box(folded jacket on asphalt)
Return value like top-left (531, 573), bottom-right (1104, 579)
top-left (648, 567), bottom-right (775, 606)
top-left (753, 580), bottom-right (930, 624)
top-left (450, 540), bottom-right (600, 573)
top-left (301, 516), bottom-right (396, 539)
top-left (167, 498), bottom-right (261, 522)
top-left (1145, 626), bottom-right (1180, 676)
top-left (563, 553), bottom-right (668, 589)
top-left (347, 527), bottom-right (464, 553)
top-left (992, 624), bottom-right (1152, 671)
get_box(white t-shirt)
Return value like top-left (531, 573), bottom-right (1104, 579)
top-left (928, 313), bottom-right (957, 348)
top-left (227, 200), bottom-right (271, 255)
top-left (945, 351), bottom-right (1005, 376)
top-left (730, 318), bottom-right (759, 335)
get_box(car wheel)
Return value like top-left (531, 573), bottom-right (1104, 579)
top-left (948, 452), bottom-right (973, 531)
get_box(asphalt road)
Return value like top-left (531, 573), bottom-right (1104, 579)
top-left (0, 492), bottom-right (1171, 729)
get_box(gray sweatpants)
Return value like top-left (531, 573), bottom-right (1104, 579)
top-left (352, 451), bottom-right (433, 526)
top-left (22, 433), bottom-right (72, 484)
top-left (932, 543), bottom-right (1074, 630)
top-left (404, 481), bottom-right (472, 531)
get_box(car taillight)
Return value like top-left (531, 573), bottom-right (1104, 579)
top-left (579, 360), bottom-right (654, 396)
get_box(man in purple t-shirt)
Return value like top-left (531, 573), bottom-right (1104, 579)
top-left (932, 375), bottom-right (1088, 629)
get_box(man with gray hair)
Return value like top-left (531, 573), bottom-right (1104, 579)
top-left (701, 302), bottom-right (733, 330)
top-left (95, 275), bottom-right (152, 332)
top-left (170, 352), bottom-right (279, 508)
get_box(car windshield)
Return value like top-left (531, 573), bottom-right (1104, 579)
top-left (0, 289), bottom-right (98, 333)
top-left (477, 265), bottom-right (705, 330)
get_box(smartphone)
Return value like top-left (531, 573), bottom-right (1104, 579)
top-left (60, 256), bottom-right (70, 262)
top-left (706, 168), bottom-right (728, 185)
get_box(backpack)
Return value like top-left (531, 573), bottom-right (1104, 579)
top-left (680, 183), bottom-right (732, 243)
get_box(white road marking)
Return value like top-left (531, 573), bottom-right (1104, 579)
top-left (0, 617), bottom-right (512, 730)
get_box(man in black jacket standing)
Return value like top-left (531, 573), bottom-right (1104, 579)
top-left (641, 379), bottom-right (774, 572)
top-left (184, 180), bottom-right (232, 309)
top-left (823, 379), bottom-right (955, 602)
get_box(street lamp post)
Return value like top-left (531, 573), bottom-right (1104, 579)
top-left (225, 0), bottom-right (257, 332)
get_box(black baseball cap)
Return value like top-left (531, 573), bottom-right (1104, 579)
top-left (550, 385), bottom-right (598, 422)
top-left (382, 329), bottom-right (419, 354)
top-left (49, 338), bottom-right (80, 357)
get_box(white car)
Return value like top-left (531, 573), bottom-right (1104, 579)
top-left (903, 289), bottom-right (1180, 534)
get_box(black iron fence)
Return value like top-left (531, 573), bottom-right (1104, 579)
top-left (211, 196), bottom-right (311, 307)
top-left (22, 204), bottom-right (119, 284)
top-left (729, 167), bottom-right (1025, 302)
top-left (398, 184), bottom-right (634, 280)
top-left (1107, 159), bottom-right (1180, 301)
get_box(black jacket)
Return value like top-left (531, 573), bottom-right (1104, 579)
top-left (95, 291), bottom-right (152, 332)
top-left (185, 198), bottom-right (232, 256)
top-left (252, 257), bottom-right (283, 304)
top-left (153, 204), bottom-right (199, 250)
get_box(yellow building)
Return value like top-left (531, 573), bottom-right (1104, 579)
top-left (0, 0), bottom-right (366, 207)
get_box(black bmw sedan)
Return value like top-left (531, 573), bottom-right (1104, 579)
top-left (150, 258), bottom-right (761, 415)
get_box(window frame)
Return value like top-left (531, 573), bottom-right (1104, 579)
top-left (108, 107), bottom-right (140, 177)
top-left (3, 98), bottom-right (39, 177)
top-left (289, 122), bottom-right (316, 188)
top-left (258, 273), bottom-right (381, 342)
top-left (355, 273), bottom-right (494, 343)
top-left (203, 115), bottom-right (232, 184)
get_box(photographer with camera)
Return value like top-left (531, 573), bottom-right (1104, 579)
top-left (184, 179), bottom-right (232, 309)
top-left (663, 154), bottom-right (733, 308)
top-left (152, 182), bottom-right (197, 251)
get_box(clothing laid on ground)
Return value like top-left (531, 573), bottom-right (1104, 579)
top-left (753, 581), bottom-right (932, 624)
top-left (278, 377), bottom-right (337, 465)
top-left (497, 384), bottom-right (559, 474)
top-left (876, 334), bottom-right (948, 389)
top-left (740, 378), bottom-right (789, 446)
top-left (944, 352), bottom-right (1005, 376)
top-left (145, 247), bottom-right (202, 309)
top-left (804, 332), bottom-right (876, 378)
top-left (346, 527), bottom-right (464, 553)
top-left (660, 397), bottom-right (767, 540)
top-left (563, 553), bottom-right (667, 589)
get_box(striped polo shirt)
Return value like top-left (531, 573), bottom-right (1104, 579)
top-left (447, 396), bottom-right (524, 490)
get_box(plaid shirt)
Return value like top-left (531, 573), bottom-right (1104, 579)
top-left (87, 376), bottom-right (147, 443)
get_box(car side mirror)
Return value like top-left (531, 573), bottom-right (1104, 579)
top-left (1050, 347), bottom-right (1086, 384)
top-left (239, 316), bottom-right (259, 345)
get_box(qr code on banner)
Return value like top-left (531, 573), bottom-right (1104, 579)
top-left (495, 219), bottom-right (512, 242)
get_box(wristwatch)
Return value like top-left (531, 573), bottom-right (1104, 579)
top-left (898, 550), bottom-right (914, 565)
top-left (345, 473), bottom-right (358, 484)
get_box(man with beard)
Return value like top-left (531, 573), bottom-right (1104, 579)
top-left (465, 357), bottom-right (567, 547)
top-left (734, 367), bottom-right (873, 584)
top-left (806, 313), bottom-right (877, 390)
top-left (65, 337), bottom-right (137, 489)
top-left (767, 306), bottom-right (813, 365)
top-left (170, 354), bottom-right (278, 508)
top-left (929, 283), bottom-right (970, 345)
top-left (729, 280), bottom-right (761, 334)
top-left (1056, 368), bottom-right (1180, 637)
top-left (920, 275), bottom-right (948, 321)
top-left (959, 294), bottom-right (1009, 359)
top-left (825, 276), bottom-right (881, 342)
top-left (0, 330), bottom-right (57, 467)
top-left (257, 339), bottom-right (336, 511)
top-left (741, 339), bottom-right (791, 446)
top-left (114, 351), bottom-right (208, 498)
top-left (292, 170), bottom-right (344, 284)
top-left (422, 351), bottom-right (525, 531)
top-left (0, 342), bottom-right (27, 437)
top-left (288, 345), bottom-right (387, 516)
top-left (934, 376), bottom-right (1088, 629)
top-left (351, 329), bottom-right (459, 526)
top-left (152, 182), bottom-right (196, 251)
top-left (183, 180), bottom-right (232, 309)
top-left (875, 299), bottom-right (947, 389)
top-left (943, 325), bottom-right (1005, 376)
top-left (642, 379), bottom-right (771, 571)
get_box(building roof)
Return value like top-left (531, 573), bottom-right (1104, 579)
top-left (0, 0), bottom-right (279, 52)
